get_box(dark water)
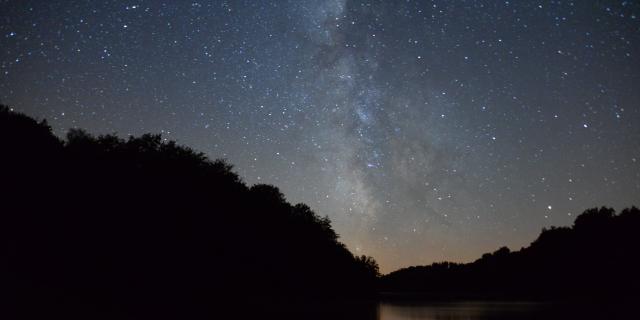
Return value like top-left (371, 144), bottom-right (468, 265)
top-left (377, 301), bottom-right (633, 320)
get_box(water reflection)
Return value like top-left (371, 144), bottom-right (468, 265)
top-left (377, 301), bottom-right (630, 320)
top-left (379, 302), bottom-right (539, 320)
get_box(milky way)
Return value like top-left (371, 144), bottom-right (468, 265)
top-left (1, 0), bottom-right (639, 272)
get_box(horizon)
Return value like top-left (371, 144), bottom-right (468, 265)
top-left (5, 105), bottom-right (637, 274)
top-left (1, 0), bottom-right (639, 273)
top-left (9, 107), bottom-right (637, 276)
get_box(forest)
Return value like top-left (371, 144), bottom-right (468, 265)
top-left (1, 105), bottom-right (378, 319)
top-left (2, 105), bottom-right (638, 319)
top-left (381, 206), bottom-right (640, 300)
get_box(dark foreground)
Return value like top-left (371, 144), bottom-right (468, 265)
top-left (2, 107), bottom-right (638, 319)
top-left (12, 297), bottom-right (635, 320)
top-left (1, 106), bottom-right (377, 319)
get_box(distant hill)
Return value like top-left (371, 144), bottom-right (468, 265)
top-left (0, 105), bottom-right (378, 319)
top-left (380, 206), bottom-right (640, 300)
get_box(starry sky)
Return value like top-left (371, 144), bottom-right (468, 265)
top-left (1, 0), bottom-right (639, 273)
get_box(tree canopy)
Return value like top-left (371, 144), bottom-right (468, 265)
top-left (1, 105), bottom-right (378, 319)
top-left (380, 206), bottom-right (640, 300)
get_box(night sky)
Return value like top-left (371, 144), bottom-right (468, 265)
top-left (1, 0), bottom-right (639, 273)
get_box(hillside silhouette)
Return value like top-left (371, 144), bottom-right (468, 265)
top-left (380, 206), bottom-right (640, 300)
top-left (3, 105), bottom-right (639, 318)
top-left (0, 105), bottom-right (378, 319)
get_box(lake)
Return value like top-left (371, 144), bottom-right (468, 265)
top-left (377, 300), bottom-right (632, 320)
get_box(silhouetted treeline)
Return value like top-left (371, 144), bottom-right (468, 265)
top-left (0, 106), bottom-right (378, 319)
top-left (380, 206), bottom-right (640, 300)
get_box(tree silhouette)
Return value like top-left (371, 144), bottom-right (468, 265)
top-left (4, 104), bottom-right (637, 318)
top-left (1, 105), bottom-right (377, 320)
top-left (381, 206), bottom-right (640, 300)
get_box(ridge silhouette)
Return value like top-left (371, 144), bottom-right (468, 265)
top-left (380, 206), bottom-right (640, 301)
top-left (2, 105), bottom-right (638, 319)
top-left (0, 105), bottom-right (378, 319)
